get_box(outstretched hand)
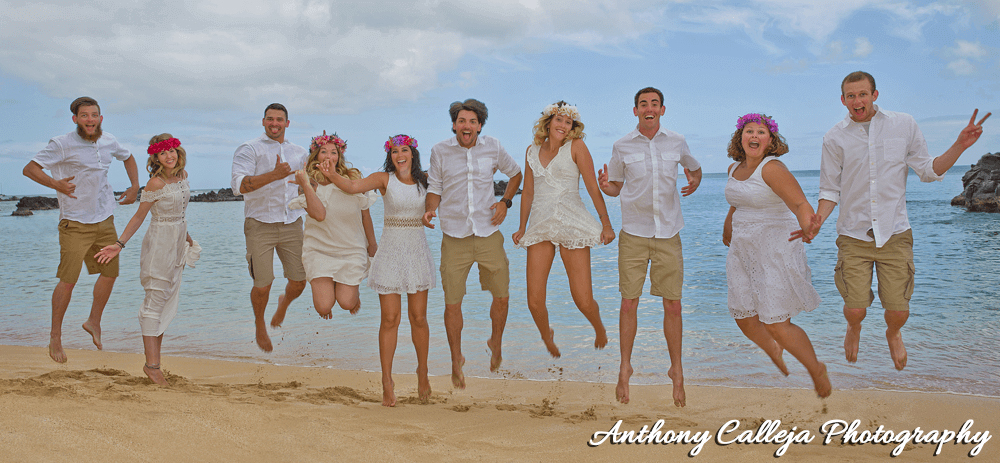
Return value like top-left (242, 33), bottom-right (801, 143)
top-left (489, 201), bottom-right (508, 226)
top-left (117, 185), bottom-right (139, 205)
top-left (680, 168), bottom-right (700, 197)
top-left (956, 109), bottom-right (991, 149)
top-left (422, 210), bottom-right (436, 229)
top-left (598, 164), bottom-right (610, 190)
top-left (94, 244), bottom-right (121, 264)
top-left (789, 213), bottom-right (823, 243)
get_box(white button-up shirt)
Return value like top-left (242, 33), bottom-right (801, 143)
top-left (819, 105), bottom-right (942, 248)
top-left (607, 126), bottom-right (701, 239)
top-left (231, 134), bottom-right (307, 224)
top-left (32, 131), bottom-right (132, 223)
top-left (427, 135), bottom-right (521, 238)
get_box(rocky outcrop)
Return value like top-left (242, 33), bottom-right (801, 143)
top-left (190, 188), bottom-right (242, 202)
top-left (951, 153), bottom-right (1000, 212)
top-left (494, 180), bottom-right (522, 197)
top-left (11, 196), bottom-right (59, 216)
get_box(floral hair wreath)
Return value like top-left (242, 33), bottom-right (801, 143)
top-left (384, 135), bottom-right (418, 153)
top-left (736, 113), bottom-right (778, 134)
top-left (147, 138), bottom-right (180, 155)
top-left (310, 131), bottom-right (347, 153)
top-left (542, 102), bottom-right (580, 122)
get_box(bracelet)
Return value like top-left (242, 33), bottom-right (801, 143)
top-left (116, 240), bottom-right (126, 249)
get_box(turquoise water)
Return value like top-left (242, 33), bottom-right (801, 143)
top-left (2, 170), bottom-right (998, 397)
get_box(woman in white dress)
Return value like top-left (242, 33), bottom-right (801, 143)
top-left (325, 134), bottom-right (435, 407)
top-left (95, 134), bottom-right (196, 386)
top-left (512, 102), bottom-right (616, 358)
top-left (288, 132), bottom-right (377, 318)
top-left (722, 113), bottom-right (831, 398)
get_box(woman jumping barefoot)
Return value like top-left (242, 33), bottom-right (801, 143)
top-left (512, 102), bottom-right (615, 358)
top-left (326, 135), bottom-right (435, 407)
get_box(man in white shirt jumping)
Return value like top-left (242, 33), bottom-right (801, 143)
top-left (231, 103), bottom-right (308, 352)
top-left (599, 87), bottom-right (702, 407)
top-left (423, 98), bottom-right (522, 388)
top-left (817, 71), bottom-right (990, 370)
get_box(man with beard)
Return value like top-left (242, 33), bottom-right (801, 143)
top-left (23, 96), bottom-right (140, 363)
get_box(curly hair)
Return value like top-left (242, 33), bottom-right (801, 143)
top-left (449, 98), bottom-right (488, 133)
top-left (726, 116), bottom-right (789, 162)
top-left (382, 135), bottom-right (428, 191)
top-left (306, 139), bottom-right (360, 184)
top-left (531, 101), bottom-right (585, 146)
top-left (146, 133), bottom-right (186, 179)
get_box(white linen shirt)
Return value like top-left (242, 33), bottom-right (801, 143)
top-left (819, 106), bottom-right (942, 248)
top-left (231, 134), bottom-right (307, 224)
top-left (32, 131), bottom-right (132, 223)
top-left (427, 135), bottom-right (521, 238)
top-left (607, 126), bottom-right (701, 239)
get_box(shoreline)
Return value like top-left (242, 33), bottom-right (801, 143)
top-left (2, 345), bottom-right (996, 462)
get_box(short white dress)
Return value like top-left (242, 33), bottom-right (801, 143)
top-left (289, 183), bottom-right (375, 284)
top-left (517, 141), bottom-right (601, 249)
top-left (138, 180), bottom-right (190, 336)
top-left (725, 157), bottom-right (821, 324)
top-left (367, 175), bottom-right (436, 294)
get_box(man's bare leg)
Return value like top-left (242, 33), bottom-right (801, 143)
top-left (251, 284), bottom-right (273, 352)
top-left (49, 281), bottom-right (75, 363)
top-left (885, 309), bottom-right (909, 370)
top-left (843, 306), bottom-right (866, 363)
top-left (444, 301), bottom-right (466, 389)
top-left (270, 279), bottom-right (305, 327)
top-left (664, 298), bottom-right (685, 407)
top-left (82, 275), bottom-right (114, 350)
top-left (617, 297), bottom-right (638, 404)
top-left (488, 296), bottom-right (508, 373)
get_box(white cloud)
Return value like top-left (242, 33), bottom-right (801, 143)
top-left (952, 40), bottom-right (987, 59)
top-left (853, 37), bottom-right (873, 58)
top-left (947, 58), bottom-right (976, 76)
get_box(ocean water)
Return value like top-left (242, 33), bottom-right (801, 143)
top-left (2, 170), bottom-right (998, 397)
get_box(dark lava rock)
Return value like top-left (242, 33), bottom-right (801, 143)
top-left (951, 152), bottom-right (1000, 212)
top-left (190, 188), bottom-right (243, 202)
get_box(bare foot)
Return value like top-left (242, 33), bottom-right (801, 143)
top-left (767, 344), bottom-right (789, 376)
top-left (811, 362), bottom-right (832, 398)
top-left (451, 357), bottom-right (466, 389)
top-left (886, 330), bottom-right (907, 371)
top-left (594, 325), bottom-right (608, 350)
top-left (48, 339), bottom-right (67, 363)
top-left (316, 308), bottom-right (333, 320)
top-left (844, 324), bottom-right (861, 363)
top-left (143, 363), bottom-right (169, 386)
top-left (616, 364), bottom-right (633, 404)
top-left (417, 375), bottom-right (432, 403)
top-left (256, 327), bottom-right (273, 353)
top-left (487, 338), bottom-right (502, 372)
top-left (82, 322), bottom-right (102, 350)
top-left (542, 329), bottom-right (561, 358)
top-left (668, 366), bottom-right (686, 407)
top-left (382, 378), bottom-right (396, 407)
top-left (270, 295), bottom-right (287, 328)
top-left (345, 301), bottom-right (361, 315)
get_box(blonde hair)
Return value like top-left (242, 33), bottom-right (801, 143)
top-left (306, 142), bottom-right (360, 184)
top-left (146, 133), bottom-right (186, 179)
top-left (531, 101), bottom-right (585, 146)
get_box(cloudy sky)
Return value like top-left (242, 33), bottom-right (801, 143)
top-left (1, 0), bottom-right (998, 194)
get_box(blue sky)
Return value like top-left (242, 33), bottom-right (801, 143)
top-left (1, 0), bottom-right (998, 195)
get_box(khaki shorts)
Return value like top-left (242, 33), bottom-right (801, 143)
top-left (834, 229), bottom-right (914, 311)
top-left (440, 231), bottom-right (509, 305)
top-left (618, 231), bottom-right (683, 300)
top-left (57, 216), bottom-right (120, 284)
top-left (244, 217), bottom-right (306, 288)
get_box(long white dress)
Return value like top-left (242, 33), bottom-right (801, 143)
top-left (725, 157), bottom-right (821, 324)
top-left (289, 183), bottom-right (375, 284)
top-left (367, 175), bottom-right (436, 294)
top-left (517, 141), bottom-right (601, 249)
top-left (138, 180), bottom-right (190, 336)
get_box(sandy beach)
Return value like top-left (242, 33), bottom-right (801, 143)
top-left (1, 345), bottom-right (995, 462)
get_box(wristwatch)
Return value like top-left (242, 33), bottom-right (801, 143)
top-left (500, 197), bottom-right (512, 208)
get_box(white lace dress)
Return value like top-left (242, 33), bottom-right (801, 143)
top-left (725, 157), bottom-right (820, 324)
top-left (367, 175), bottom-right (436, 294)
top-left (289, 183), bottom-right (375, 284)
top-left (138, 180), bottom-right (190, 336)
top-left (517, 141), bottom-right (601, 249)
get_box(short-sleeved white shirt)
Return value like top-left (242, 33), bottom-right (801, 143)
top-left (819, 106), bottom-right (942, 248)
top-left (31, 131), bottom-right (132, 223)
top-left (231, 134), bottom-right (307, 224)
top-left (427, 135), bottom-right (521, 238)
top-left (607, 126), bottom-right (701, 239)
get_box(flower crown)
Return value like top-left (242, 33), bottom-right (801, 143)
top-left (736, 113), bottom-right (778, 134)
top-left (147, 137), bottom-right (180, 155)
top-left (310, 131), bottom-right (347, 153)
top-left (542, 102), bottom-right (580, 122)
top-left (384, 135), bottom-right (418, 153)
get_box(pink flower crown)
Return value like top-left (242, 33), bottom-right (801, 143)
top-left (310, 131), bottom-right (347, 153)
top-left (147, 138), bottom-right (180, 155)
top-left (736, 113), bottom-right (778, 134)
top-left (384, 135), bottom-right (417, 153)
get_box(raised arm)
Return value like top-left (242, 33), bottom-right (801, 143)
top-left (238, 154), bottom-right (293, 194)
top-left (572, 140), bottom-right (615, 244)
top-left (289, 170), bottom-right (326, 221)
top-left (322, 160), bottom-right (389, 195)
top-left (598, 164), bottom-right (623, 197)
top-left (23, 161), bottom-right (77, 198)
top-left (761, 160), bottom-right (819, 243)
top-left (512, 147), bottom-right (535, 245)
top-left (932, 109), bottom-right (991, 176)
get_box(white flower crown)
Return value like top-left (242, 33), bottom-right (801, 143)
top-left (542, 103), bottom-right (581, 122)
